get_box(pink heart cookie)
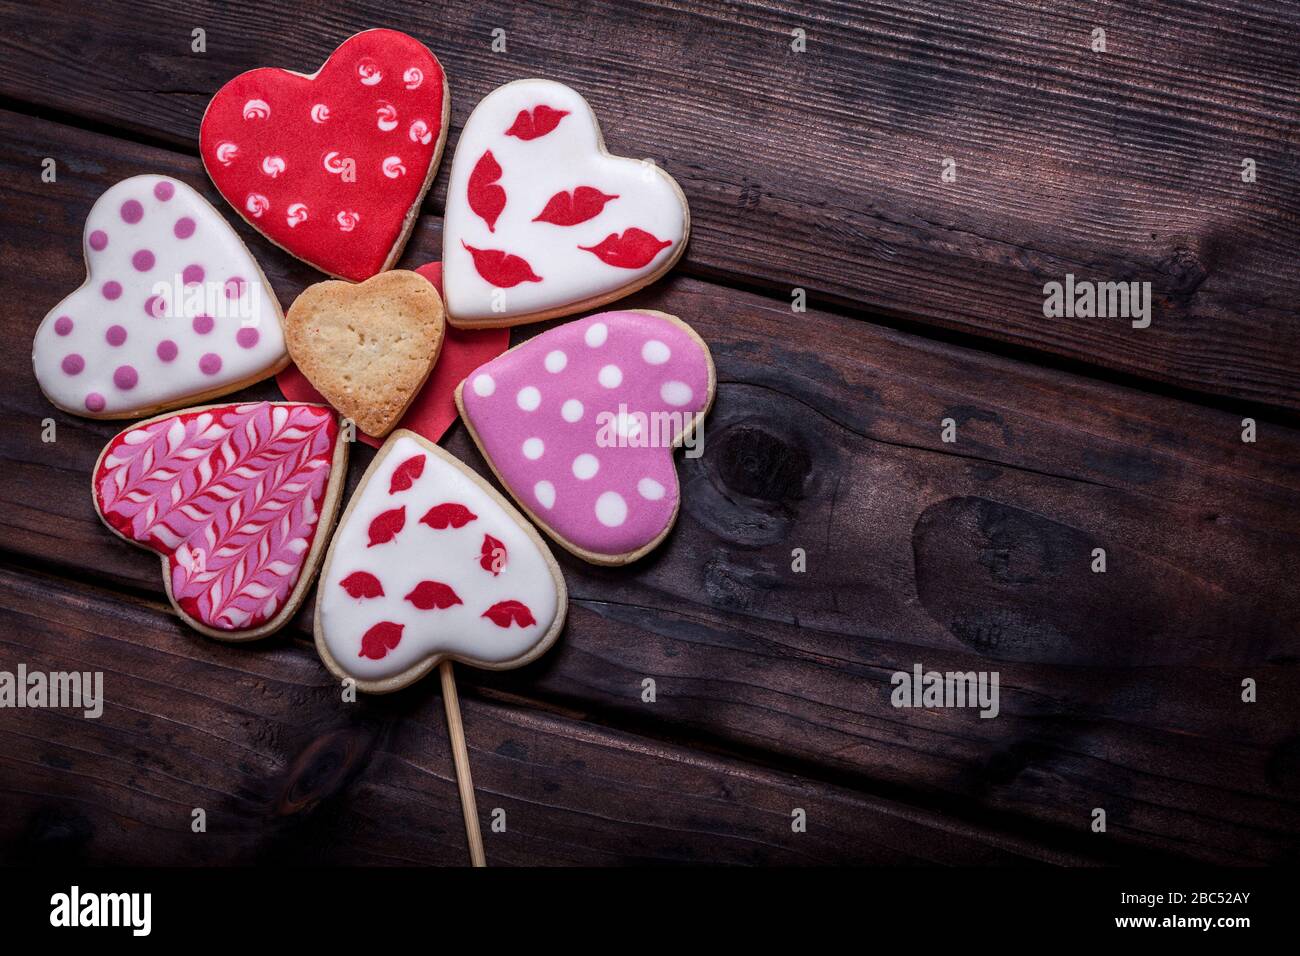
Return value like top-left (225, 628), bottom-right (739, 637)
top-left (33, 175), bottom-right (288, 419)
top-left (456, 310), bottom-right (714, 564)
top-left (315, 431), bottom-right (566, 693)
top-left (92, 401), bottom-right (348, 640)
top-left (442, 79), bottom-right (689, 327)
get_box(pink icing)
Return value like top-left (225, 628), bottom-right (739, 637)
top-left (94, 402), bottom-right (338, 631)
top-left (460, 311), bottom-right (710, 555)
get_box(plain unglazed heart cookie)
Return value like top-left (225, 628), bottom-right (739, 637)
top-left (200, 29), bottom-right (449, 281)
top-left (456, 310), bottom-right (714, 565)
top-left (33, 174), bottom-right (288, 419)
top-left (92, 401), bottom-right (348, 640)
top-left (442, 79), bottom-right (689, 327)
top-left (285, 270), bottom-right (445, 437)
top-left (315, 430), bottom-right (567, 693)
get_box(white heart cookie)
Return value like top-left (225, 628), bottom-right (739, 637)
top-left (33, 174), bottom-right (287, 418)
top-left (442, 79), bottom-right (689, 327)
top-left (315, 430), bottom-right (567, 693)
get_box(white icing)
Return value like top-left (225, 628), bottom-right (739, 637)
top-left (318, 437), bottom-right (561, 680)
top-left (32, 174), bottom-right (286, 416)
top-left (661, 380), bottom-right (693, 406)
top-left (516, 385), bottom-right (540, 411)
top-left (534, 480), bottom-right (556, 509)
top-left (443, 79), bottom-right (687, 321)
top-left (595, 490), bottom-right (627, 527)
top-left (642, 339), bottom-right (670, 364)
top-left (561, 398), bottom-right (583, 422)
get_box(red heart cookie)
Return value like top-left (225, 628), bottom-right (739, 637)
top-left (92, 401), bottom-right (349, 640)
top-left (200, 29), bottom-right (448, 281)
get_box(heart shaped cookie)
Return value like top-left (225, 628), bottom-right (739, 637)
top-left (33, 174), bottom-right (288, 419)
top-left (93, 401), bottom-right (348, 640)
top-left (285, 270), bottom-right (445, 437)
top-left (315, 431), bottom-right (566, 693)
top-left (442, 79), bottom-right (689, 327)
top-left (456, 310), bottom-right (714, 564)
top-left (200, 29), bottom-right (448, 281)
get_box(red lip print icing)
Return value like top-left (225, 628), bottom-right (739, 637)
top-left (200, 29), bottom-right (447, 281)
top-left (461, 242), bottom-right (543, 287)
top-left (404, 580), bottom-right (464, 610)
top-left (340, 571), bottom-right (385, 598)
top-left (505, 105), bottom-right (569, 140)
top-left (480, 534), bottom-right (507, 575)
top-left (482, 600), bottom-right (537, 628)
top-left (468, 151), bottom-right (506, 232)
top-left (533, 187), bottom-right (619, 226)
top-left (419, 502), bottom-right (478, 529)
top-left (579, 228), bottom-right (673, 269)
top-left (360, 621), bottom-right (404, 659)
top-left (367, 506), bottom-right (406, 546)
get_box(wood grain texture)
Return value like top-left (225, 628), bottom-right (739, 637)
top-left (0, 567), bottom-right (1075, 865)
top-left (1, 0), bottom-right (1298, 408)
top-left (2, 110), bottom-right (1298, 863)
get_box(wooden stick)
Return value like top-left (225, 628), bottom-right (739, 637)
top-left (439, 659), bottom-right (486, 867)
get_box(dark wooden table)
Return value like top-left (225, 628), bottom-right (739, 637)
top-left (1, 0), bottom-right (1298, 866)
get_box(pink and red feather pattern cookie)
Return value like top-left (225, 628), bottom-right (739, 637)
top-left (316, 433), bottom-right (564, 690)
top-left (201, 29), bottom-right (447, 281)
top-left (457, 310), bottom-right (713, 563)
top-left (94, 402), bottom-right (342, 634)
top-left (443, 79), bottom-right (688, 325)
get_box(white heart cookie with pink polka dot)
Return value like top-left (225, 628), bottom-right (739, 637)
top-left (456, 310), bottom-right (714, 565)
top-left (33, 174), bottom-right (287, 419)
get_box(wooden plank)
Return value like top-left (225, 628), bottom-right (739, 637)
top-left (1, 1), bottom-right (1298, 407)
top-left (3, 110), bottom-right (1299, 862)
top-left (0, 567), bottom-right (1074, 865)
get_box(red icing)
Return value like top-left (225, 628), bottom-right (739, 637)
top-left (340, 570), bottom-right (385, 598)
top-left (482, 600), bottom-right (537, 629)
top-left (200, 29), bottom-right (447, 281)
top-left (480, 534), bottom-right (507, 575)
top-left (505, 105), bottom-right (568, 140)
top-left (404, 580), bottom-right (463, 610)
top-left (419, 502), bottom-right (477, 529)
top-left (468, 150), bottom-right (506, 232)
top-left (360, 621), bottom-right (404, 659)
top-left (462, 241), bottom-right (542, 287)
top-left (367, 506), bottom-right (406, 546)
top-left (388, 454), bottom-right (425, 493)
top-left (276, 263), bottom-right (510, 447)
top-left (533, 187), bottom-right (618, 226)
top-left (579, 228), bottom-right (672, 268)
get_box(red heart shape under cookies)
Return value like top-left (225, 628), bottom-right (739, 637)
top-left (200, 29), bottom-right (448, 281)
top-left (276, 263), bottom-right (510, 445)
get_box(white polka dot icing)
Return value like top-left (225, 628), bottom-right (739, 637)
top-left (32, 174), bottom-right (286, 417)
top-left (442, 79), bottom-right (688, 325)
top-left (460, 310), bottom-right (713, 559)
top-left (317, 434), bottom-right (564, 684)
